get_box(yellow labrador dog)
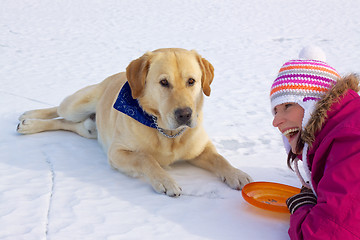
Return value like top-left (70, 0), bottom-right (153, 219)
top-left (17, 48), bottom-right (252, 197)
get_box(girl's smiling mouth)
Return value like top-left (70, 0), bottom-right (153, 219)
top-left (283, 128), bottom-right (300, 139)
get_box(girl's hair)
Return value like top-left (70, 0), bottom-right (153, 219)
top-left (287, 133), bottom-right (304, 170)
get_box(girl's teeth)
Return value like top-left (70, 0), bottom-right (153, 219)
top-left (283, 128), bottom-right (299, 137)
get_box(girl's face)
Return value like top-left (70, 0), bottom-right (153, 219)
top-left (272, 103), bottom-right (304, 154)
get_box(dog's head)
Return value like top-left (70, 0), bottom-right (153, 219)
top-left (126, 48), bottom-right (214, 130)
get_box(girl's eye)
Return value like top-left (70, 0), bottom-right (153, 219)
top-left (188, 78), bottom-right (195, 86)
top-left (285, 103), bottom-right (293, 109)
top-left (160, 79), bottom-right (169, 87)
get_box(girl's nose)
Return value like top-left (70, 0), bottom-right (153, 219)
top-left (272, 113), bottom-right (283, 128)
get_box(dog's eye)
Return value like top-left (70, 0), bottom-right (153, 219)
top-left (188, 78), bottom-right (195, 86)
top-left (160, 79), bottom-right (169, 87)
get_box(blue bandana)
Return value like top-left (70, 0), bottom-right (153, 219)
top-left (113, 81), bottom-right (157, 129)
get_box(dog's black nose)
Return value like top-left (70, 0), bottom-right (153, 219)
top-left (175, 107), bottom-right (192, 125)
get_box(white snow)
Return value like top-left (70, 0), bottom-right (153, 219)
top-left (1, 0), bottom-right (359, 239)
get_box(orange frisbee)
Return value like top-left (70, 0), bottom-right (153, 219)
top-left (242, 182), bottom-right (301, 213)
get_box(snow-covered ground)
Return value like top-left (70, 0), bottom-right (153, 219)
top-left (1, 0), bottom-right (359, 239)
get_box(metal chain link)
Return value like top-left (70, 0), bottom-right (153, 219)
top-left (152, 116), bottom-right (187, 138)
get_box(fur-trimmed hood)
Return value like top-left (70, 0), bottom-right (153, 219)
top-left (302, 74), bottom-right (360, 146)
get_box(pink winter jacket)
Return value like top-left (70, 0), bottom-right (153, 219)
top-left (289, 76), bottom-right (360, 240)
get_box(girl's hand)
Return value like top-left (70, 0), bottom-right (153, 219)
top-left (300, 185), bottom-right (313, 193)
top-left (286, 187), bottom-right (317, 214)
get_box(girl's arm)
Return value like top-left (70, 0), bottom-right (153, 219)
top-left (288, 129), bottom-right (360, 239)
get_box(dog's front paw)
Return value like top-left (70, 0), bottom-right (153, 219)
top-left (149, 176), bottom-right (182, 197)
top-left (221, 168), bottom-right (253, 190)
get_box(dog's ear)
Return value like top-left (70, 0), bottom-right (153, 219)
top-left (126, 53), bottom-right (151, 99)
top-left (197, 56), bottom-right (214, 96)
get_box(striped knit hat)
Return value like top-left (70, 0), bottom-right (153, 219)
top-left (270, 46), bottom-right (341, 129)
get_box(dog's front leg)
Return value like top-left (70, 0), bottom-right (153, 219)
top-left (189, 142), bottom-right (253, 190)
top-left (108, 145), bottom-right (182, 197)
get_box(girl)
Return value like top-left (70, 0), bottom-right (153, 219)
top-left (270, 46), bottom-right (360, 239)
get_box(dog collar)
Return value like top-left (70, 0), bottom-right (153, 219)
top-left (113, 82), bottom-right (187, 138)
top-left (113, 81), bottom-right (157, 129)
